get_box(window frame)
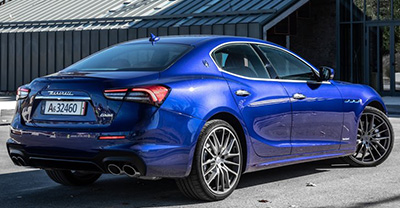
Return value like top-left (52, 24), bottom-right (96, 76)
top-left (255, 44), bottom-right (318, 81)
top-left (211, 43), bottom-right (271, 79)
top-left (209, 41), bottom-right (329, 84)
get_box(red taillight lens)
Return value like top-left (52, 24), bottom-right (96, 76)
top-left (103, 88), bottom-right (128, 100)
top-left (98, 135), bottom-right (126, 140)
top-left (104, 85), bottom-right (170, 106)
top-left (16, 87), bottom-right (30, 100)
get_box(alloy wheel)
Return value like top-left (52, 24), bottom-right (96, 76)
top-left (351, 112), bottom-right (392, 164)
top-left (201, 126), bottom-right (241, 195)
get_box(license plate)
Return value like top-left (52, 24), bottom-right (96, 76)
top-left (44, 101), bottom-right (86, 116)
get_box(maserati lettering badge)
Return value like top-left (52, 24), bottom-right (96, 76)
top-left (48, 91), bottom-right (74, 96)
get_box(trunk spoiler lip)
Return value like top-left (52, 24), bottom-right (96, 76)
top-left (35, 95), bottom-right (91, 101)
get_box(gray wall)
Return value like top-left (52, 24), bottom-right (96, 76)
top-left (0, 23), bottom-right (261, 92)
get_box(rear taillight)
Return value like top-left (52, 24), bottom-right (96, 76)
top-left (104, 88), bottom-right (128, 100)
top-left (16, 87), bottom-right (30, 100)
top-left (104, 85), bottom-right (170, 106)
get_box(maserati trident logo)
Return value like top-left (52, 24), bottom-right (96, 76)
top-left (48, 91), bottom-right (74, 96)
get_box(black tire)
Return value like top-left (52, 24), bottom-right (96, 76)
top-left (176, 119), bottom-right (243, 201)
top-left (343, 106), bottom-right (394, 167)
top-left (45, 170), bottom-right (101, 186)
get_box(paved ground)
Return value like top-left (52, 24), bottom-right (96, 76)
top-left (0, 118), bottom-right (399, 208)
top-left (0, 96), bottom-right (15, 125)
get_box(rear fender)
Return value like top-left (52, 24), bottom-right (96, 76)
top-left (159, 77), bottom-right (254, 174)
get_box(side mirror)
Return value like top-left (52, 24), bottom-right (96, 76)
top-left (318, 66), bottom-right (335, 81)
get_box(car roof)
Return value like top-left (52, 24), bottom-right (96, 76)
top-left (121, 35), bottom-right (267, 47)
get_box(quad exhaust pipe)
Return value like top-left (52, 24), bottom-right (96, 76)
top-left (11, 156), bottom-right (26, 166)
top-left (107, 163), bottom-right (140, 177)
top-left (11, 156), bottom-right (19, 166)
top-left (122, 165), bottom-right (140, 177)
top-left (17, 157), bottom-right (26, 166)
top-left (107, 164), bottom-right (122, 175)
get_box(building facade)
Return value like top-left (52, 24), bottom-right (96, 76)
top-left (338, 0), bottom-right (400, 96)
top-left (0, 0), bottom-right (398, 96)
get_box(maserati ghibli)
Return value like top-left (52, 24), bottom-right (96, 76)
top-left (7, 35), bottom-right (394, 201)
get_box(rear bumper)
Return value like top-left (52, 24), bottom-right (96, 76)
top-left (7, 140), bottom-right (146, 174)
top-left (6, 135), bottom-right (192, 178)
top-left (6, 108), bottom-right (205, 178)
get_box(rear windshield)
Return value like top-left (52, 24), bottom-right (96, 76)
top-left (64, 43), bottom-right (192, 72)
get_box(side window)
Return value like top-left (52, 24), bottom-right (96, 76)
top-left (257, 45), bottom-right (315, 81)
top-left (213, 44), bottom-right (270, 79)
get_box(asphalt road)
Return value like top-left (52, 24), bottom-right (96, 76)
top-left (1, 117), bottom-right (400, 208)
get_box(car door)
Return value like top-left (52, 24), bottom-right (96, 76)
top-left (256, 44), bottom-right (344, 154)
top-left (212, 43), bottom-right (292, 157)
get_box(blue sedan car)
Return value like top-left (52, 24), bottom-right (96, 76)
top-left (7, 36), bottom-right (394, 201)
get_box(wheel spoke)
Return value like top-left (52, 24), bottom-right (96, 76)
top-left (205, 146), bottom-right (216, 158)
top-left (224, 139), bottom-right (235, 155)
top-left (224, 160), bottom-right (240, 166)
top-left (368, 147), bottom-right (376, 161)
top-left (371, 129), bottom-right (388, 137)
top-left (220, 166), bottom-right (230, 189)
top-left (365, 115), bottom-right (369, 133)
top-left (203, 158), bottom-right (215, 166)
top-left (371, 137), bottom-right (390, 142)
top-left (212, 132), bottom-right (221, 152)
top-left (204, 164), bottom-right (217, 176)
top-left (206, 170), bottom-right (218, 184)
top-left (220, 167), bottom-right (225, 192)
top-left (215, 169), bottom-right (220, 192)
top-left (222, 163), bottom-right (238, 176)
top-left (369, 115), bottom-right (375, 132)
top-left (222, 134), bottom-right (231, 154)
top-left (354, 143), bottom-right (364, 157)
top-left (370, 144), bottom-right (382, 157)
top-left (226, 153), bottom-right (240, 159)
top-left (221, 129), bottom-right (226, 149)
top-left (375, 141), bottom-right (387, 151)
top-left (368, 122), bottom-right (385, 134)
top-left (361, 145), bottom-right (367, 161)
top-left (359, 120), bottom-right (365, 132)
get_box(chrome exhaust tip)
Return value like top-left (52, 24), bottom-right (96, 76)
top-left (11, 156), bottom-right (20, 166)
top-left (16, 156), bottom-right (26, 166)
top-left (122, 165), bottom-right (140, 177)
top-left (107, 164), bottom-right (122, 175)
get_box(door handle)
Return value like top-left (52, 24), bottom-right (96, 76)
top-left (235, 90), bottom-right (251, 97)
top-left (292, 93), bottom-right (306, 100)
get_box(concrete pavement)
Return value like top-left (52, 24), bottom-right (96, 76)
top-left (0, 96), bottom-right (15, 125)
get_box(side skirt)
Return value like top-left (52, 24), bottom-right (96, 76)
top-left (245, 149), bottom-right (354, 173)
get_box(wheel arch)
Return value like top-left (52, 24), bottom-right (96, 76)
top-left (366, 100), bottom-right (386, 114)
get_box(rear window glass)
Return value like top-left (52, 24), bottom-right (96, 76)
top-left (64, 43), bottom-right (192, 72)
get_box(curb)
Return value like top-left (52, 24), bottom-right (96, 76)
top-left (387, 105), bottom-right (400, 116)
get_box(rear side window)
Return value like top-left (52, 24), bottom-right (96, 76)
top-left (64, 43), bottom-right (192, 72)
top-left (213, 44), bottom-right (270, 79)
